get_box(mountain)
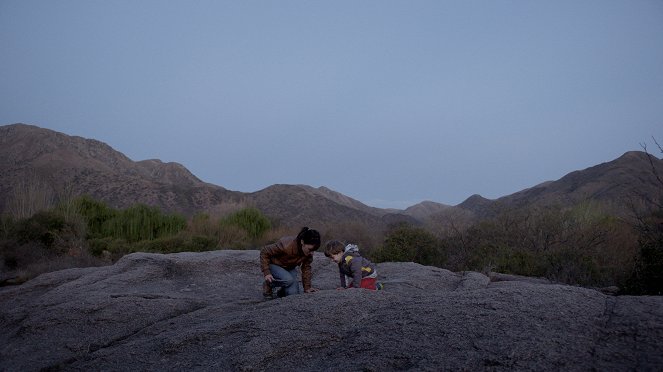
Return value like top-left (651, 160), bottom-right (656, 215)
top-left (0, 124), bottom-right (412, 229)
top-left (414, 151), bottom-right (663, 224)
top-left (0, 123), bottom-right (241, 216)
top-left (499, 151), bottom-right (663, 211)
top-left (453, 151), bottom-right (663, 219)
top-left (1, 123), bottom-right (661, 229)
top-left (402, 200), bottom-right (453, 220)
top-left (246, 184), bottom-right (380, 229)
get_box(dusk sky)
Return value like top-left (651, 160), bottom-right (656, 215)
top-left (1, 1), bottom-right (662, 209)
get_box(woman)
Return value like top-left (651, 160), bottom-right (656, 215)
top-left (260, 227), bottom-right (321, 298)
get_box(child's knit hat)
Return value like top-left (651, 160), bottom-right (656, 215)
top-left (344, 244), bottom-right (359, 253)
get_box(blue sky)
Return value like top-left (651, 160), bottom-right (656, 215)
top-left (1, 1), bottom-right (662, 209)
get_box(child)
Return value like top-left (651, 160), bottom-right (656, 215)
top-left (324, 240), bottom-right (380, 290)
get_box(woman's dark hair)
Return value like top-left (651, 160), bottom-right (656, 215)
top-left (296, 227), bottom-right (321, 251)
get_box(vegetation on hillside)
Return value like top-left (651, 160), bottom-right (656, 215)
top-left (3, 127), bottom-right (662, 294)
top-left (1, 173), bottom-right (661, 295)
top-left (0, 196), bottom-right (275, 284)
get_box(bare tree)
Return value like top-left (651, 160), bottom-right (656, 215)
top-left (640, 137), bottom-right (663, 190)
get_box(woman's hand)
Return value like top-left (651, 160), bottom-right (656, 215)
top-left (264, 274), bottom-right (274, 283)
top-left (304, 287), bottom-right (319, 293)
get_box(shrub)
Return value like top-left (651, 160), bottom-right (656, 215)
top-left (0, 208), bottom-right (100, 283)
top-left (0, 215), bottom-right (15, 239)
top-left (442, 203), bottom-right (638, 287)
top-left (74, 198), bottom-right (187, 243)
top-left (375, 224), bottom-right (446, 266)
top-left (131, 233), bottom-right (218, 254)
top-left (218, 224), bottom-right (251, 249)
top-left (106, 204), bottom-right (187, 242)
top-left (625, 211), bottom-right (663, 295)
top-left (13, 210), bottom-right (86, 254)
top-left (189, 213), bottom-right (219, 236)
top-left (71, 196), bottom-right (117, 239)
top-left (219, 208), bottom-right (271, 241)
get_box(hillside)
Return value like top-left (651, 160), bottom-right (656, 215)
top-left (425, 151), bottom-right (663, 221)
top-left (0, 124), bottom-right (408, 229)
top-left (1, 123), bottom-right (661, 228)
top-left (0, 124), bottom-right (240, 214)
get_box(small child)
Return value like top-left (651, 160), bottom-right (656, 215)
top-left (324, 240), bottom-right (380, 290)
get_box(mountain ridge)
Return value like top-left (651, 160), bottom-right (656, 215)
top-left (1, 123), bottom-right (661, 227)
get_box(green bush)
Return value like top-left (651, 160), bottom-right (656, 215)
top-left (105, 204), bottom-right (187, 242)
top-left (132, 234), bottom-right (218, 254)
top-left (376, 225), bottom-right (445, 266)
top-left (1, 208), bottom-right (91, 281)
top-left (72, 196), bottom-right (117, 239)
top-left (13, 210), bottom-right (85, 254)
top-left (71, 197), bottom-right (186, 242)
top-left (219, 207), bottom-right (271, 241)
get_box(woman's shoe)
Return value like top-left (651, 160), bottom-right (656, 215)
top-left (263, 281), bottom-right (273, 299)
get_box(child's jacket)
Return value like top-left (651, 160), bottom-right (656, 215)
top-left (338, 244), bottom-right (377, 288)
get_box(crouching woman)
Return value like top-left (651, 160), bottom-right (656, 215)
top-left (260, 227), bottom-right (321, 298)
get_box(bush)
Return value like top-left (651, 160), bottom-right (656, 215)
top-left (189, 213), bottom-right (219, 236)
top-left (131, 233), bottom-right (218, 254)
top-left (72, 196), bottom-right (117, 239)
top-left (0, 215), bottom-right (15, 240)
top-left (375, 224), bottom-right (446, 266)
top-left (104, 204), bottom-right (187, 242)
top-left (13, 210), bottom-right (85, 254)
top-left (442, 203), bottom-right (638, 287)
top-left (625, 211), bottom-right (663, 295)
top-left (219, 208), bottom-right (271, 241)
top-left (0, 208), bottom-right (101, 284)
top-left (218, 224), bottom-right (251, 249)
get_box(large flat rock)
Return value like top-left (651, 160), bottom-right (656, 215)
top-left (1, 250), bottom-right (662, 371)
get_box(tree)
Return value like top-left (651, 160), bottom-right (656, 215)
top-left (377, 224), bottom-right (445, 266)
top-left (626, 138), bottom-right (663, 294)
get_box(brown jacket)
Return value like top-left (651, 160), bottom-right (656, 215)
top-left (260, 236), bottom-right (313, 290)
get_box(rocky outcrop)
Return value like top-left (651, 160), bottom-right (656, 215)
top-left (1, 250), bottom-right (662, 371)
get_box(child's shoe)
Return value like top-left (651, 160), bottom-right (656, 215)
top-left (375, 282), bottom-right (384, 291)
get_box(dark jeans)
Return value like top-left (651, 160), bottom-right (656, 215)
top-left (269, 264), bottom-right (301, 296)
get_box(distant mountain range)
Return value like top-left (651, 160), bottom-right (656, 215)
top-left (1, 123), bottom-right (661, 229)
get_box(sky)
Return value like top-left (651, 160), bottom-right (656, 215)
top-left (1, 1), bottom-right (662, 209)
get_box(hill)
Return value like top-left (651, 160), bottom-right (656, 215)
top-left (1, 123), bottom-right (661, 228)
top-left (1, 250), bottom-right (661, 370)
top-left (424, 151), bottom-right (663, 222)
top-left (0, 124), bottom-right (410, 229)
top-left (495, 151), bottom-right (663, 214)
top-left (0, 123), bottom-right (239, 214)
